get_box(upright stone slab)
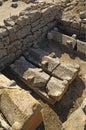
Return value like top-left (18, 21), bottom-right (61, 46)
top-left (46, 77), bottom-right (68, 101)
top-left (0, 89), bottom-right (42, 130)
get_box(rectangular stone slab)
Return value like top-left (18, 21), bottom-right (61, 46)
top-left (52, 64), bottom-right (79, 84)
top-left (23, 47), bottom-right (49, 67)
top-left (0, 73), bottom-right (20, 89)
top-left (46, 77), bottom-right (69, 101)
top-left (10, 56), bottom-right (50, 88)
top-left (10, 57), bottom-right (56, 104)
top-left (0, 89), bottom-right (42, 130)
top-left (41, 56), bottom-right (60, 74)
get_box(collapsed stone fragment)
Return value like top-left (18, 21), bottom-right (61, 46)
top-left (0, 89), bottom-right (42, 130)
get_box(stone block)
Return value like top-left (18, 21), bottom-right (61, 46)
top-left (0, 73), bottom-right (20, 89)
top-left (17, 15), bottom-right (30, 27)
top-left (0, 49), bottom-right (7, 59)
top-left (41, 56), bottom-right (60, 73)
top-left (62, 99), bottom-right (86, 130)
top-left (16, 25), bottom-right (31, 39)
top-left (77, 40), bottom-right (86, 54)
top-left (29, 10), bottom-right (41, 23)
top-left (52, 63), bottom-right (79, 82)
top-left (0, 27), bottom-right (8, 38)
top-left (46, 77), bottom-right (68, 101)
top-left (0, 89), bottom-right (42, 130)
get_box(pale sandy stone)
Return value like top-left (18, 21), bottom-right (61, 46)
top-left (41, 56), bottom-right (60, 73)
top-left (10, 57), bottom-right (50, 88)
top-left (52, 63), bottom-right (79, 82)
top-left (0, 73), bottom-right (19, 89)
top-left (0, 89), bottom-right (42, 129)
top-left (46, 77), bottom-right (68, 101)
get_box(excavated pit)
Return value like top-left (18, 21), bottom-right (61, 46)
top-left (0, 0), bottom-right (86, 130)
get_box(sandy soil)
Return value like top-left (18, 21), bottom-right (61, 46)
top-left (0, 1), bottom-right (30, 25)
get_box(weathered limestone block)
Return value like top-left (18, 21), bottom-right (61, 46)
top-left (62, 99), bottom-right (86, 130)
top-left (4, 18), bottom-right (15, 27)
top-left (16, 25), bottom-right (31, 39)
top-left (29, 10), bottom-right (41, 23)
top-left (0, 113), bottom-right (11, 130)
top-left (31, 19), bottom-right (41, 28)
top-left (10, 57), bottom-right (50, 88)
top-left (46, 77), bottom-right (68, 101)
top-left (50, 30), bottom-right (77, 48)
top-left (0, 89), bottom-right (42, 130)
top-left (2, 36), bottom-right (9, 45)
top-left (0, 27), bottom-right (8, 38)
top-left (33, 30), bottom-right (42, 40)
top-left (52, 64), bottom-right (79, 82)
top-left (7, 44), bottom-right (17, 54)
top-left (23, 35), bottom-right (34, 44)
top-left (41, 56), bottom-right (60, 73)
top-left (23, 68), bottom-right (50, 87)
top-left (16, 15), bottom-right (30, 27)
top-left (0, 49), bottom-right (7, 59)
top-left (6, 26), bottom-right (17, 42)
top-left (77, 40), bottom-right (86, 54)
top-left (0, 73), bottom-right (19, 89)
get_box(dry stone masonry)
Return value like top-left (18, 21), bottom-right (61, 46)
top-left (0, 2), bottom-right (61, 71)
top-left (0, 0), bottom-right (86, 130)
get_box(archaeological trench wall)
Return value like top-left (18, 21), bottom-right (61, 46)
top-left (0, 3), bottom-right (61, 71)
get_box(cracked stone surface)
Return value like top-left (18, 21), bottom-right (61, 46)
top-left (52, 63), bottom-right (79, 82)
top-left (41, 56), bottom-right (60, 73)
top-left (46, 77), bottom-right (68, 101)
top-left (10, 56), bottom-right (50, 88)
top-left (0, 89), bottom-right (42, 129)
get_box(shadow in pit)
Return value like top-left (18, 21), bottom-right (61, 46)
top-left (36, 122), bottom-right (45, 130)
top-left (52, 77), bottom-right (85, 122)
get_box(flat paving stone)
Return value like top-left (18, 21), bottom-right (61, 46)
top-left (41, 55), bottom-right (60, 74)
top-left (52, 64), bottom-right (79, 83)
top-left (10, 56), bottom-right (56, 104)
top-left (46, 77), bottom-right (68, 101)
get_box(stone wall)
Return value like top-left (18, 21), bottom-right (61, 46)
top-left (0, 2), bottom-right (60, 71)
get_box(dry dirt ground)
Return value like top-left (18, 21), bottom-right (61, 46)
top-left (35, 39), bottom-right (86, 130)
top-left (0, 1), bottom-right (30, 25)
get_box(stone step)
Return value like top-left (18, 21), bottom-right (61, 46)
top-left (10, 56), bottom-right (56, 104)
top-left (0, 73), bottom-right (42, 130)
